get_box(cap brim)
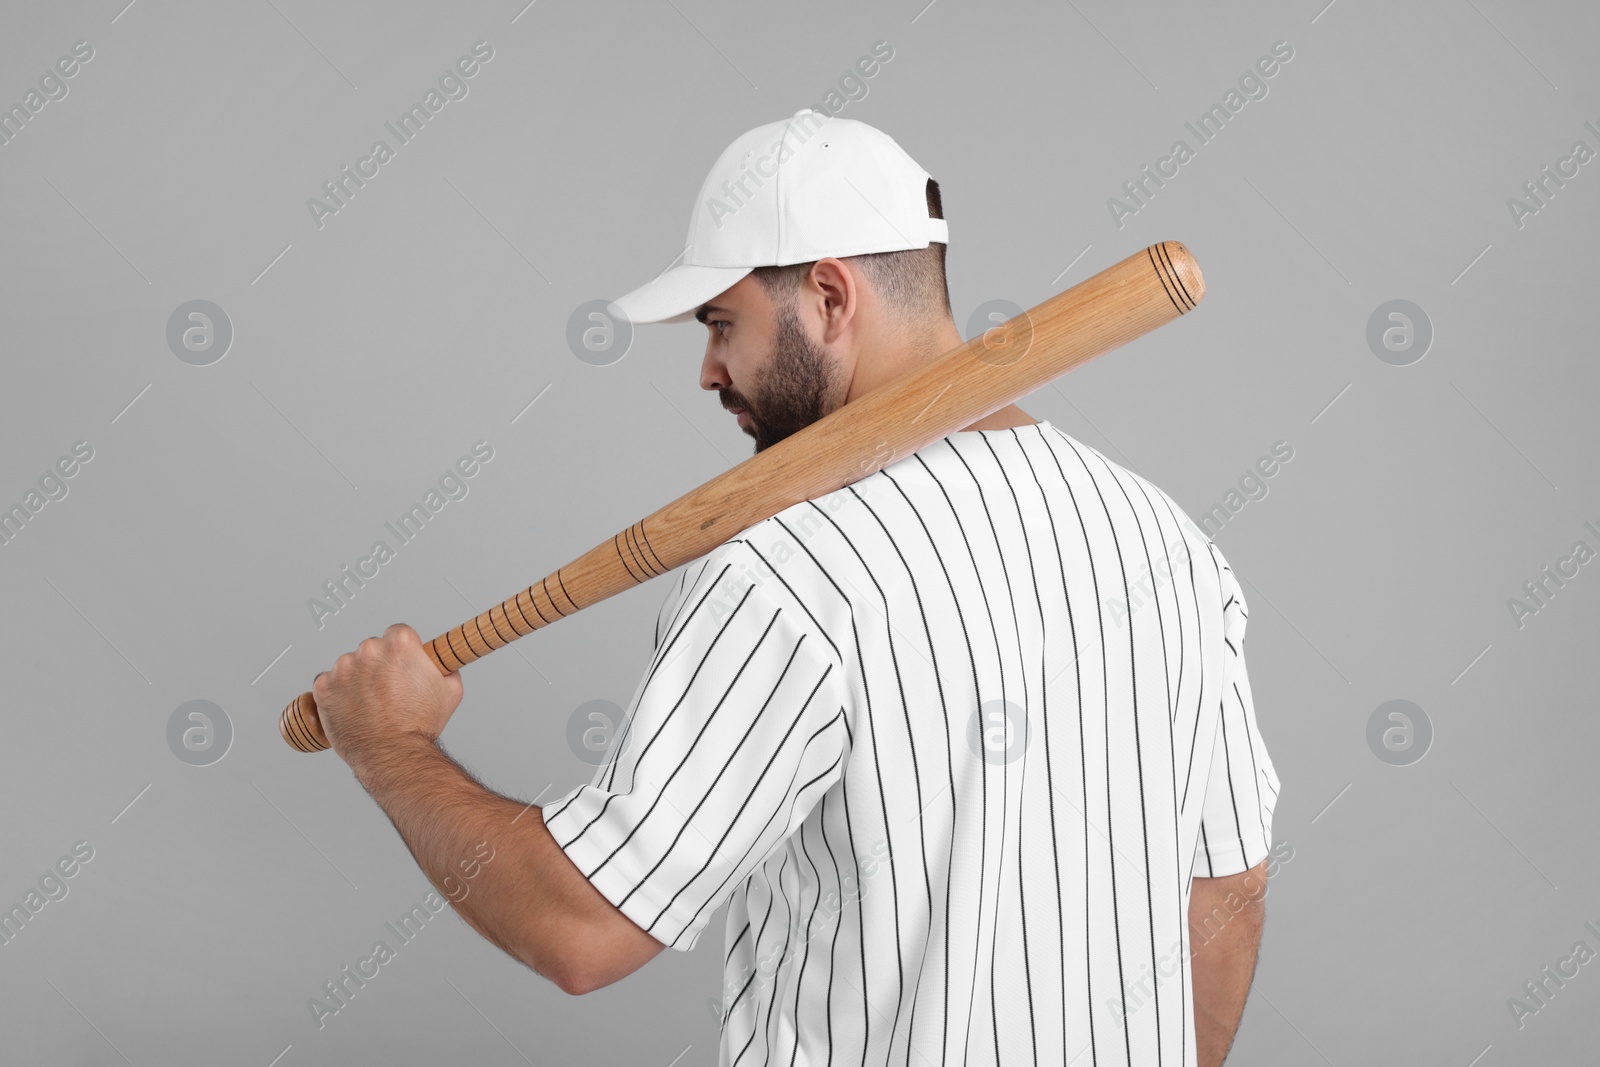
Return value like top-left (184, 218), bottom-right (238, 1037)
top-left (610, 262), bottom-right (754, 325)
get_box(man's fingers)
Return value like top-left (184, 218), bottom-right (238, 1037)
top-left (384, 622), bottom-right (415, 638)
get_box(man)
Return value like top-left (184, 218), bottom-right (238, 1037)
top-left (312, 110), bottom-right (1283, 1067)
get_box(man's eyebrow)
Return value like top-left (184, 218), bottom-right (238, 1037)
top-left (694, 303), bottom-right (731, 324)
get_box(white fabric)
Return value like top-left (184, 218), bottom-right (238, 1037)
top-left (611, 110), bottom-right (948, 324)
top-left (544, 421), bottom-right (1282, 1066)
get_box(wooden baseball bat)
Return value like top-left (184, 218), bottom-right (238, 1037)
top-left (280, 240), bottom-right (1205, 752)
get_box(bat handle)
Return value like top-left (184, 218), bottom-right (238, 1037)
top-left (277, 628), bottom-right (456, 752)
top-left (279, 578), bottom-right (564, 753)
top-left (277, 635), bottom-right (460, 754)
top-left (275, 630), bottom-right (464, 755)
top-left (278, 614), bottom-right (469, 751)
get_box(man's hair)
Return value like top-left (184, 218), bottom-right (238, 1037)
top-left (750, 178), bottom-right (950, 321)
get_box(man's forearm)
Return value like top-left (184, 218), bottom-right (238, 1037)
top-left (349, 733), bottom-right (592, 992)
top-left (1188, 863), bottom-right (1268, 1067)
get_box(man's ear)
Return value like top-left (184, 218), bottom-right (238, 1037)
top-left (805, 258), bottom-right (859, 345)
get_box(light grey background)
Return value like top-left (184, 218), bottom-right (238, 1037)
top-left (2, 0), bottom-right (1596, 1063)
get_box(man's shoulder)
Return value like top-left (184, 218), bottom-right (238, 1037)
top-left (696, 423), bottom-right (1212, 592)
top-left (1042, 425), bottom-right (1211, 550)
top-left (700, 512), bottom-right (832, 614)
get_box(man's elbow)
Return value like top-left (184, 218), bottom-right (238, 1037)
top-left (513, 940), bottom-right (590, 996)
top-left (557, 911), bottom-right (671, 995)
top-left (559, 964), bottom-right (612, 997)
top-left (552, 937), bottom-right (604, 997)
top-left (556, 949), bottom-right (647, 996)
top-left (556, 947), bottom-right (649, 996)
top-left (525, 922), bottom-right (615, 997)
top-left (467, 915), bottom-right (590, 996)
top-left (556, 965), bottom-right (592, 997)
top-left (488, 891), bottom-right (665, 995)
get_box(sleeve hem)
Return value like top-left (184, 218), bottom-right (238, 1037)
top-left (1192, 833), bottom-right (1272, 879)
top-left (542, 800), bottom-right (706, 953)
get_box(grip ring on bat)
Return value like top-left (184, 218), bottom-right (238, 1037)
top-left (277, 575), bottom-right (571, 753)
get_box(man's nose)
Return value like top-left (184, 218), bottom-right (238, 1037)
top-left (700, 346), bottom-right (728, 393)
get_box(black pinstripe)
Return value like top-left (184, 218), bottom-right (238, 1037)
top-left (542, 421), bottom-right (1281, 1066)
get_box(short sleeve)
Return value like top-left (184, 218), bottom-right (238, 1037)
top-left (541, 539), bottom-right (852, 952)
top-left (1192, 545), bottom-right (1281, 878)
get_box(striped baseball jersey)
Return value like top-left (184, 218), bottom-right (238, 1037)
top-left (542, 419), bottom-right (1282, 1066)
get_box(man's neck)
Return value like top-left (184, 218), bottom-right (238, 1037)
top-left (846, 317), bottom-right (1037, 432)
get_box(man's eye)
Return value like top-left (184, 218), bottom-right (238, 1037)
top-left (710, 319), bottom-right (730, 335)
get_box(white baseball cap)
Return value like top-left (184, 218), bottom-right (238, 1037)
top-left (609, 109), bottom-right (948, 324)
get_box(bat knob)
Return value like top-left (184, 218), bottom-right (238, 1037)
top-left (280, 692), bottom-right (331, 753)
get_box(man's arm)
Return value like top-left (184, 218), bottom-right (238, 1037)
top-left (349, 734), bottom-right (665, 995)
top-left (1187, 857), bottom-right (1268, 1067)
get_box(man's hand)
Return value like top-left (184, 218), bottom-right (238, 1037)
top-left (307, 622), bottom-right (665, 995)
top-left (312, 622), bottom-right (464, 771)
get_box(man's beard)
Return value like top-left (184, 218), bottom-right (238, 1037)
top-left (740, 301), bottom-right (840, 454)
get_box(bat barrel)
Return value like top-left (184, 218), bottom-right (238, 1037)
top-left (279, 241), bottom-right (1205, 753)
